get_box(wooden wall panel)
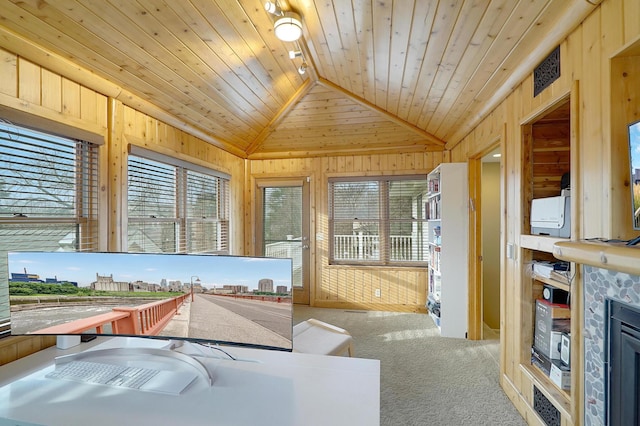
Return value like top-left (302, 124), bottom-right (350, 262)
top-left (119, 105), bottom-right (245, 254)
top-left (531, 121), bottom-right (571, 199)
top-left (18, 58), bottom-right (41, 104)
top-left (0, 51), bottom-right (108, 362)
top-left (449, 0), bottom-right (640, 424)
top-left (0, 336), bottom-right (56, 366)
top-left (41, 69), bottom-right (62, 112)
top-left (249, 151), bottom-right (436, 311)
top-left (0, 48), bottom-right (17, 97)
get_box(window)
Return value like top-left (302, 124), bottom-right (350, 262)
top-left (329, 176), bottom-right (428, 266)
top-left (0, 121), bottom-right (99, 337)
top-left (127, 148), bottom-right (229, 254)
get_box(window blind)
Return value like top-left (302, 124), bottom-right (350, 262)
top-left (0, 121), bottom-right (100, 337)
top-left (185, 170), bottom-right (229, 253)
top-left (127, 152), bottom-right (229, 254)
top-left (127, 156), bottom-right (178, 253)
top-left (328, 176), bottom-right (428, 266)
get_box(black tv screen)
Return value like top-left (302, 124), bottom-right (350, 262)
top-left (7, 252), bottom-right (293, 351)
top-left (630, 120), bottom-right (640, 230)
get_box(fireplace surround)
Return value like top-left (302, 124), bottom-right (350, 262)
top-left (554, 241), bottom-right (640, 426)
top-left (606, 298), bottom-right (640, 426)
top-left (583, 266), bottom-right (640, 426)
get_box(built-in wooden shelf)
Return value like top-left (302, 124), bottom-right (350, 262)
top-left (520, 234), bottom-right (569, 254)
top-left (553, 240), bottom-right (640, 275)
top-left (531, 273), bottom-right (571, 292)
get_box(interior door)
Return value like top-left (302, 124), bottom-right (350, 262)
top-left (255, 179), bottom-right (310, 304)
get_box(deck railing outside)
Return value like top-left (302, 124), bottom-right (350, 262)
top-left (333, 234), bottom-right (421, 261)
top-left (32, 294), bottom-right (190, 336)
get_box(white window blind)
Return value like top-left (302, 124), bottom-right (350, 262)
top-left (0, 121), bottom-right (100, 337)
top-left (127, 152), bottom-right (229, 254)
top-left (328, 176), bottom-right (428, 266)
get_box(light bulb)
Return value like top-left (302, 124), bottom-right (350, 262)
top-left (274, 12), bottom-right (302, 42)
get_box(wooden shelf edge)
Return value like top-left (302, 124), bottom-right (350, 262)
top-left (531, 273), bottom-right (571, 292)
top-left (553, 240), bottom-right (640, 276)
top-left (520, 234), bottom-right (570, 253)
top-left (520, 363), bottom-right (572, 420)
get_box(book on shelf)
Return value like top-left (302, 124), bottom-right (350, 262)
top-left (531, 260), bottom-right (570, 280)
top-left (428, 178), bottom-right (440, 193)
top-left (532, 261), bottom-right (554, 278)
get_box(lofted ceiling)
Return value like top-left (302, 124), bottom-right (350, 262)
top-left (0, 0), bottom-right (597, 159)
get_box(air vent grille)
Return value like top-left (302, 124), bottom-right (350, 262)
top-left (534, 46), bottom-right (560, 97)
top-left (533, 385), bottom-right (561, 426)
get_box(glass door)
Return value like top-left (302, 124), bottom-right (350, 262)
top-left (255, 179), bottom-right (310, 304)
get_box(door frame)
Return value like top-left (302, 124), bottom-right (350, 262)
top-left (468, 133), bottom-right (504, 340)
top-left (253, 176), bottom-right (312, 305)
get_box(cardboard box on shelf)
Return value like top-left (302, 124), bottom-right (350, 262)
top-left (550, 361), bottom-right (571, 390)
top-left (534, 299), bottom-right (571, 360)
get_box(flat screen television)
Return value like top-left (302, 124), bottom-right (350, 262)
top-left (629, 119), bottom-right (640, 231)
top-left (7, 251), bottom-right (293, 352)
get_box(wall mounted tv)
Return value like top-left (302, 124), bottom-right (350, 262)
top-left (630, 120), bottom-right (640, 231)
top-left (7, 252), bottom-right (293, 352)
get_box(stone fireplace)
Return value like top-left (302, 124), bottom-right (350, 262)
top-left (583, 265), bottom-right (640, 426)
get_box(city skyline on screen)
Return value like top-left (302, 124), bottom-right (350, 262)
top-left (7, 252), bottom-right (292, 290)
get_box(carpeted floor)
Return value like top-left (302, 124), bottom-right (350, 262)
top-left (293, 306), bottom-right (526, 426)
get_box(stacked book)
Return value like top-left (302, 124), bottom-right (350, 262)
top-left (532, 260), bottom-right (571, 287)
top-left (531, 261), bottom-right (554, 278)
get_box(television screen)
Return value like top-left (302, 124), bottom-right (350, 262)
top-left (629, 120), bottom-right (640, 230)
top-left (7, 252), bottom-right (293, 351)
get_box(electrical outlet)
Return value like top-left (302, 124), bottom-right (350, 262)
top-left (375, 288), bottom-right (381, 297)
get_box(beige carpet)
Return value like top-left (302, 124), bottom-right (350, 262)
top-left (294, 306), bottom-right (526, 426)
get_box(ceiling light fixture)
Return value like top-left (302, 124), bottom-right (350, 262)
top-left (274, 12), bottom-right (303, 42)
top-left (298, 62), bottom-right (308, 75)
top-left (289, 50), bottom-right (303, 59)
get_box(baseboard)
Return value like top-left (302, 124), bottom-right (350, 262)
top-left (501, 373), bottom-right (548, 426)
top-left (311, 301), bottom-right (427, 313)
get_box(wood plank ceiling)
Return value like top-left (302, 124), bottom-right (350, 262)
top-left (0, 0), bottom-right (596, 159)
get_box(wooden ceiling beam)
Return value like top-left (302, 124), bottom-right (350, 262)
top-left (245, 78), bottom-right (315, 156)
top-left (247, 143), bottom-right (444, 160)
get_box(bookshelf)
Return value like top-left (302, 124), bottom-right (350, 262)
top-left (517, 97), bottom-right (577, 425)
top-left (426, 163), bottom-right (468, 338)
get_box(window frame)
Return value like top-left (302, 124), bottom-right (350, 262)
top-left (328, 174), bottom-right (429, 267)
top-left (0, 120), bottom-right (102, 338)
top-left (126, 146), bottom-right (230, 255)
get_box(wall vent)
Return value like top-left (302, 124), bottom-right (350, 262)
top-left (534, 46), bottom-right (560, 97)
top-left (533, 385), bottom-right (561, 426)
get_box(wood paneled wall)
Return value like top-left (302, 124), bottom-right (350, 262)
top-left (450, 0), bottom-right (640, 423)
top-left (109, 102), bottom-right (245, 253)
top-left (248, 151), bottom-right (447, 311)
top-left (0, 48), bottom-right (107, 143)
top-left (0, 49), bottom-right (244, 364)
top-left (0, 48), bottom-right (110, 364)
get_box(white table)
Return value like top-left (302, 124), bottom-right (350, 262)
top-left (0, 337), bottom-right (379, 426)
